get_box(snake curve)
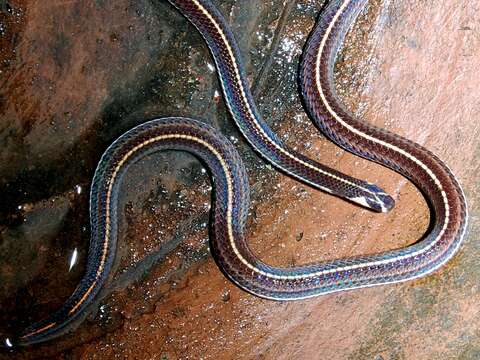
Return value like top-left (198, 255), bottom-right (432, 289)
top-left (5, 0), bottom-right (468, 347)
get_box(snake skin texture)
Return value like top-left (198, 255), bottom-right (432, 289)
top-left (6, 0), bottom-right (467, 346)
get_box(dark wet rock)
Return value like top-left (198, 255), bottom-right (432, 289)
top-left (0, 195), bottom-right (70, 297)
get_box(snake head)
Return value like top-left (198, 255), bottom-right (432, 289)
top-left (372, 191), bottom-right (395, 213)
top-left (349, 182), bottom-right (395, 213)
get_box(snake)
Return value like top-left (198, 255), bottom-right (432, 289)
top-left (4, 0), bottom-right (467, 347)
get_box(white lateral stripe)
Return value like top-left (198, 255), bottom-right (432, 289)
top-left (196, 0), bottom-right (454, 280)
top-left (99, 0), bottom-right (459, 295)
top-left (190, 0), bottom-right (382, 198)
top-left (312, 0), bottom-right (450, 267)
top-left (185, 0), bottom-right (454, 281)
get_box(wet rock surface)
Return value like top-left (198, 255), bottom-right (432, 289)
top-left (0, 0), bottom-right (479, 359)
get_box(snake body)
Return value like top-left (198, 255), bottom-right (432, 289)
top-left (8, 0), bottom-right (467, 346)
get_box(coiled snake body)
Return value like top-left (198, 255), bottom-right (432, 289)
top-left (7, 0), bottom-right (467, 346)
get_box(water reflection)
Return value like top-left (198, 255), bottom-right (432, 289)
top-left (68, 248), bottom-right (78, 272)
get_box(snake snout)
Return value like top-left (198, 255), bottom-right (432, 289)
top-left (375, 192), bottom-right (395, 213)
top-left (361, 182), bottom-right (395, 213)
